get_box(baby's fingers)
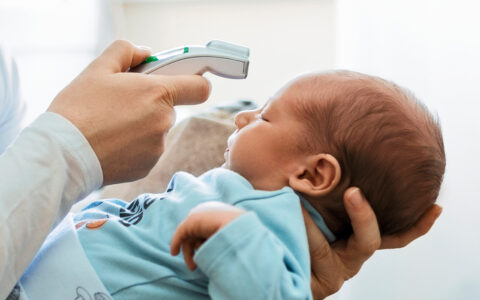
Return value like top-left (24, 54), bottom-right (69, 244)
top-left (171, 220), bottom-right (189, 256)
top-left (170, 224), bottom-right (198, 270)
top-left (182, 241), bottom-right (198, 270)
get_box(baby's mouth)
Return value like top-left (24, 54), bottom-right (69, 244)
top-left (224, 148), bottom-right (229, 162)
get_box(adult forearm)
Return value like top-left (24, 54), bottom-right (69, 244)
top-left (0, 112), bottom-right (102, 297)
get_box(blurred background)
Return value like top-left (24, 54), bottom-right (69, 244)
top-left (1, 0), bottom-right (479, 298)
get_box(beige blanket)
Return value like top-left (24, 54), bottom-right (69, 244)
top-left (100, 112), bottom-right (236, 201)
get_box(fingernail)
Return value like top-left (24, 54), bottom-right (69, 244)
top-left (137, 45), bottom-right (152, 51)
top-left (348, 188), bottom-right (363, 208)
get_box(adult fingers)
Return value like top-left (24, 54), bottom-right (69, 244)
top-left (302, 204), bottom-right (339, 284)
top-left (302, 205), bottom-right (345, 299)
top-left (151, 75), bottom-right (211, 106)
top-left (130, 45), bottom-right (152, 67)
top-left (343, 187), bottom-right (381, 259)
top-left (91, 40), bottom-right (151, 74)
top-left (381, 204), bottom-right (442, 249)
top-left (302, 204), bottom-right (332, 263)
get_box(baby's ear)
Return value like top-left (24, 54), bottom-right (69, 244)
top-left (289, 154), bottom-right (341, 197)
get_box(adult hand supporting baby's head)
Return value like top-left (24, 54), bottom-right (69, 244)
top-left (48, 40), bottom-right (211, 185)
top-left (303, 187), bottom-right (442, 299)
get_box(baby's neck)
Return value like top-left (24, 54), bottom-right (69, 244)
top-left (301, 194), bottom-right (350, 240)
top-left (316, 207), bottom-right (344, 239)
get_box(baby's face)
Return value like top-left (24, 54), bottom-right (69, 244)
top-left (223, 81), bottom-right (308, 190)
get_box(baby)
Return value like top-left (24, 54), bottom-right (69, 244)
top-left (15, 71), bottom-right (445, 300)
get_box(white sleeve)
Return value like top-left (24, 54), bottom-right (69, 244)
top-left (0, 112), bottom-right (103, 297)
top-left (0, 46), bottom-right (25, 154)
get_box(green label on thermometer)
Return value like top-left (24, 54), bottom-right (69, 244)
top-left (143, 56), bottom-right (159, 64)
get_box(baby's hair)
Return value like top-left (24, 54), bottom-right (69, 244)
top-left (293, 71), bottom-right (445, 238)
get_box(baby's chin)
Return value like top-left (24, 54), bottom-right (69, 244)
top-left (221, 160), bottom-right (231, 169)
top-left (222, 162), bottom-right (241, 176)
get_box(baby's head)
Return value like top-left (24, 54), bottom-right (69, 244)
top-left (224, 71), bottom-right (445, 238)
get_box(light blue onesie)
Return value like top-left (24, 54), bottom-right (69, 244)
top-left (75, 168), bottom-right (335, 299)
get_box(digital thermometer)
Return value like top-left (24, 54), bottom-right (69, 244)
top-left (129, 40), bottom-right (249, 79)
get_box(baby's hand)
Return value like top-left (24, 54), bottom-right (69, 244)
top-left (170, 201), bottom-right (245, 270)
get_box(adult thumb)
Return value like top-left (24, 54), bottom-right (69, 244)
top-left (153, 75), bottom-right (211, 106)
top-left (89, 40), bottom-right (151, 74)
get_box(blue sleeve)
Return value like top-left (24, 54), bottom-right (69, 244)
top-left (194, 212), bottom-right (312, 300)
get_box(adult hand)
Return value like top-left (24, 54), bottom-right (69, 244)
top-left (303, 187), bottom-right (442, 299)
top-left (48, 40), bottom-right (211, 185)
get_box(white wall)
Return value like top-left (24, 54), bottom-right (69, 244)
top-left (334, 0), bottom-right (480, 299)
top-left (111, 0), bottom-right (335, 118)
top-left (5, 1), bottom-right (476, 298)
top-left (0, 0), bottom-right (107, 125)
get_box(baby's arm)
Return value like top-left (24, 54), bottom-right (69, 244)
top-left (170, 201), bottom-right (246, 270)
top-left (171, 201), bottom-right (312, 300)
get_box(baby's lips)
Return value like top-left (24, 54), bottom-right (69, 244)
top-left (223, 148), bottom-right (229, 164)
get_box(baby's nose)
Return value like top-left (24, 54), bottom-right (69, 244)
top-left (234, 110), bottom-right (256, 129)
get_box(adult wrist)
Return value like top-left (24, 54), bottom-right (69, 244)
top-left (35, 112), bottom-right (103, 194)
